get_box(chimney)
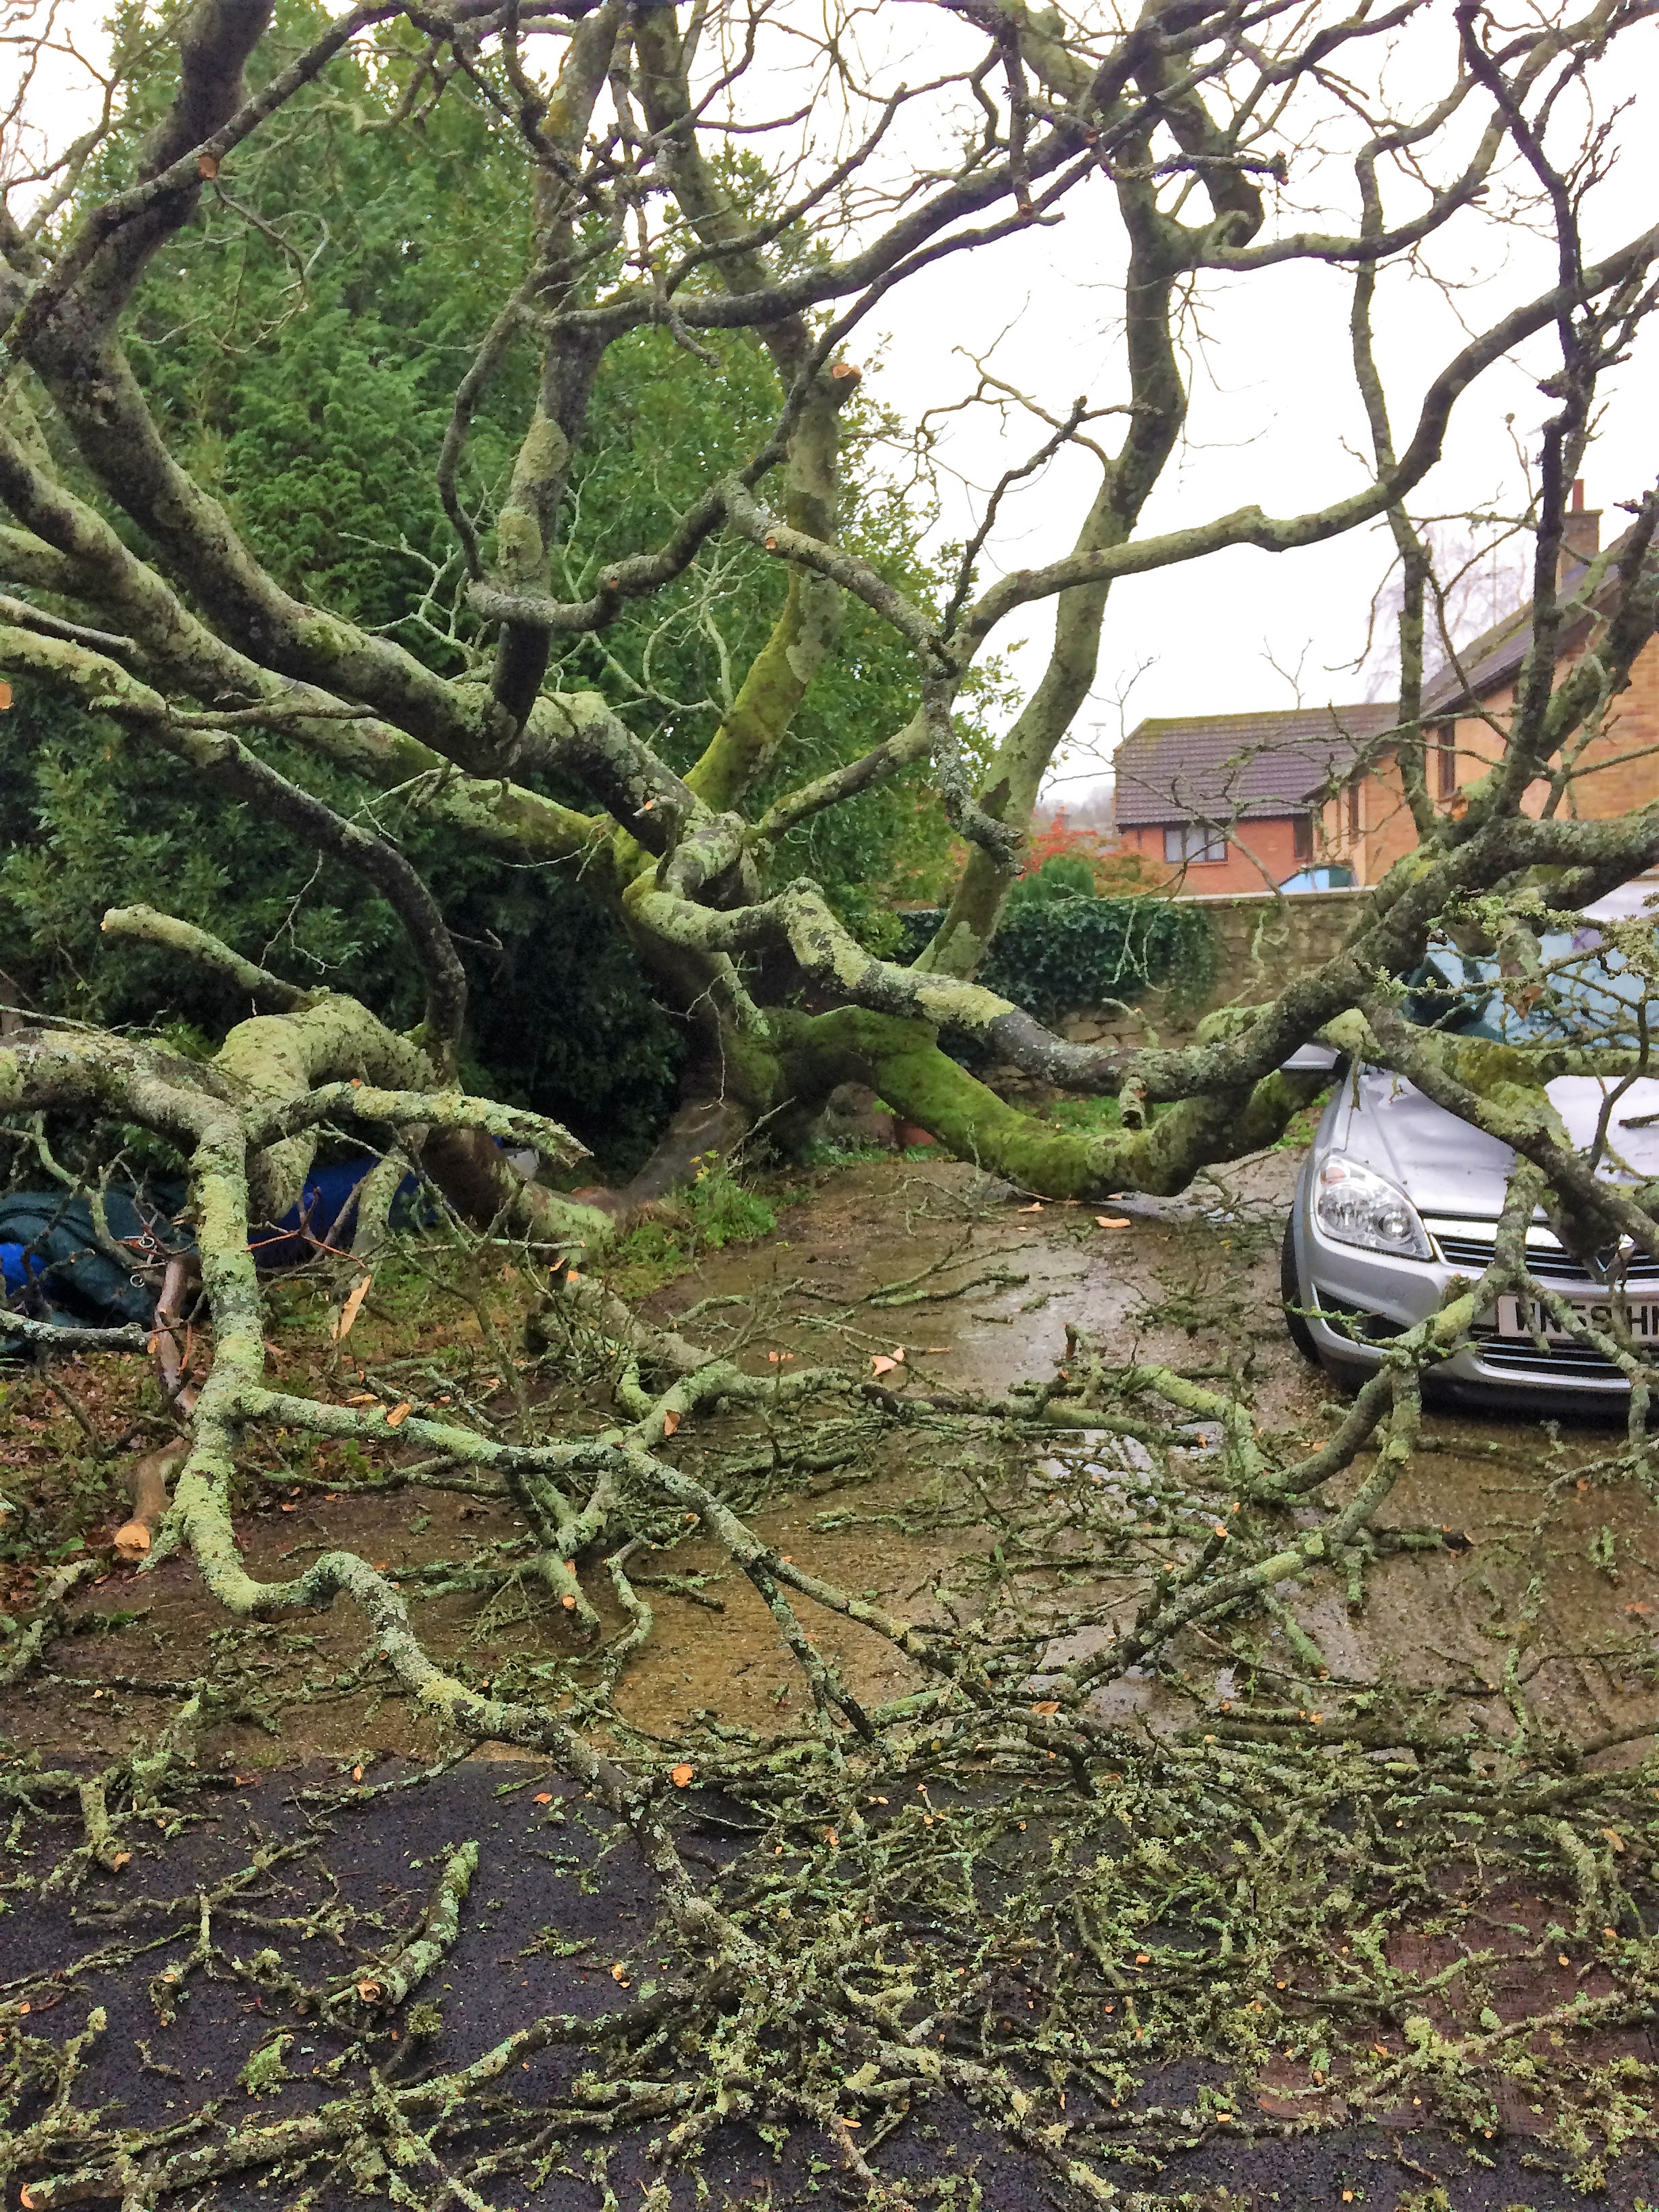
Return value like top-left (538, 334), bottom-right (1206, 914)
top-left (1558, 478), bottom-right (1601, 583)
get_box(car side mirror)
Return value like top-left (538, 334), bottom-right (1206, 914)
top-left (1279, 1042), bottom-right (1342, 1074)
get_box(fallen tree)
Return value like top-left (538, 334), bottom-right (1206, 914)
top-left (6, 1), bottom-right (1659, 2199)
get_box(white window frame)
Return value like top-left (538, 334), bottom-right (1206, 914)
top-left (1163, 822), bottom-right (1225, 865)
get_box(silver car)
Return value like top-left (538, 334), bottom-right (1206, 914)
top-left (1282, 898), bottom-right (1659, 1408)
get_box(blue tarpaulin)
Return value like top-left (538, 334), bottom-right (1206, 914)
top-left (0, 1160), bottom-right (415, 1334)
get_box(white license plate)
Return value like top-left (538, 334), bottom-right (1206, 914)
top-left (1496, 1294), bottom-right (1659, 1342)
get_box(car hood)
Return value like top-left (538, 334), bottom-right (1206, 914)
top-left (1335, 1067), bottom-right (1659, 1218)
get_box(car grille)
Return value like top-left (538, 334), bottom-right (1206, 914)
top-left (1427, 1219), bottom-right (1659, 1285)
top-left (1469, 1332), bottom-right (1629, 1382)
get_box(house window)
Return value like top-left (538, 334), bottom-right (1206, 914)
top-left (1292, 813), bottom-right (1314, 865)
top-left (1435, 722), bottom-right (1456, 800)
top-left (1164, 823), bottom-right (1224, 865)
top-left (1345, 779), bottom-right (1362, 839)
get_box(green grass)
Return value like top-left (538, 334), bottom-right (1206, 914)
top-left (1031, 1092), bottom-right (1125, 1138)
top-left (607, 1159), bottom-right (781, 1298)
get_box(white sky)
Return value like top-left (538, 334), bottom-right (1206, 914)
top-left (844, 8), bottom-right (1659, 794)
top-left (7, 1), bottom-right (1658, 801)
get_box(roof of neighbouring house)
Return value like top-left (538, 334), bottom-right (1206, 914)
top-left (1113, 703), bottom-right (1397, 827)
top-left (1421, 520), bottom-right (1648, 715)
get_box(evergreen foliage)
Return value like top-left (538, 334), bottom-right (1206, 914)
top-left (0, 5), bottom-right (971, 1164)
top-left (899, 892), bottom-right (1215, 1023)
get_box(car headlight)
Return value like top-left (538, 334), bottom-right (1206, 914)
top-left (1312, 1155), bottom-right (1431, 1259)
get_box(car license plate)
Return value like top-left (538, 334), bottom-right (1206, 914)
top-left (1496, 1294), bottom-right (1659, 1342)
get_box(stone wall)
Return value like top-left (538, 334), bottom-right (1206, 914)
top-left (1060, 887), bottom-right (1370, 1052)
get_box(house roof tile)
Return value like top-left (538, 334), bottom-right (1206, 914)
top-left (1113, 703), bottom-right (1397, 827)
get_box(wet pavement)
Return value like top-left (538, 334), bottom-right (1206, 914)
top-left (7, 1151), bottom-right (1659, 2207)
top-left (5, 1149), bottom-right (1656, 1767)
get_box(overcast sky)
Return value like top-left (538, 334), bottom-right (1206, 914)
top-left (845, 9), bottom-right (1659, 795)
top-left (8, 3), bottom-right (1658, 802)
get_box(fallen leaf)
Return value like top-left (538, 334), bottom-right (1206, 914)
top-left (921, 1346), bottom-right (951, 1355)
top-left (1018, 1200), bottom-right (1044, 1212)
top-left (371, 1559), bottom-right (389, 1572)
top-left (533, 1792), bottom-right (554, 1805)
top-left (1604, 1827), bottom-right (1626, 1852)
top-left (352, 1765), bottom-right (363, 1783)
top-left (663, 1408), bottom-right (680, 1437)
top-left (1029, 1699), bottom-right (1060, 1715)
top-left (197, 151), bottom-right (219, 178)
top-left (670, 1763), bottom-right (695, 1787)
top-left (384, 1403), bottom-right (412, 1429)
top-left (1135, 1952), bottom-right (1150, 1965)
top-left (610, 1963), bottom-right (629, 1983)
top-left (1625, 1601), bottom-right (1651, 1616)
top-left (346, 1392), bottom-right (377, 1405)
top-left (333, 1275), bottom-right (373, 1343)
top-left (870, 1351), bottom-right (905, 1377)
top-left (110, 1852), bottom-right (130, 1871)
top-left (1095, 1215), bottom-right (1132, 1229)
top-left (824, 1827), bottom-right (839, 1847)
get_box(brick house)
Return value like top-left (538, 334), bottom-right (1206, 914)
top-left (1324, 489), bottom-right (1659, 883)
top-left (1113, 703), bottom-right (1397, 895)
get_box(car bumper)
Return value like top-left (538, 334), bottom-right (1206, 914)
top-left (1294, 1210), bottom-right (1635, 1402)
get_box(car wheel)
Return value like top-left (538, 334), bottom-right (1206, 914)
top-left (1280, 1214), bottom-right (1321, 1365)
top-left (1315, 1354), bottom-right (1374, 1397)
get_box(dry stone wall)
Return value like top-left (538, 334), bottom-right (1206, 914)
top-left (1059, 888), bottom-right (1370, 1052)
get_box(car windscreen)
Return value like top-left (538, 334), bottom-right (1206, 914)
top-left (1402, 931), bottom-right (1654, 1050)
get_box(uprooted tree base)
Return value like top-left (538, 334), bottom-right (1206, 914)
top-left (7, 1159), bottom-right (1659, 2208)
